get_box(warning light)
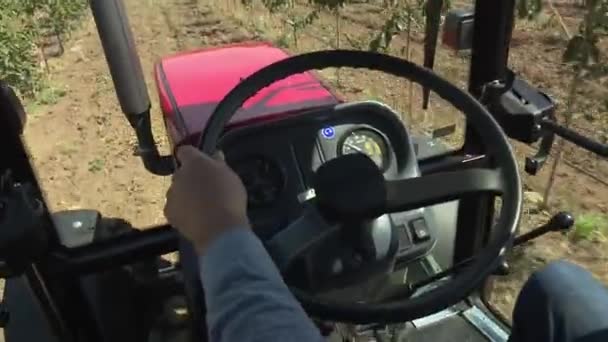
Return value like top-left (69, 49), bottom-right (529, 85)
top-left (321, 127), bottom-right (335, 139)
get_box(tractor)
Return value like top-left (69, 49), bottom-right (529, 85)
top-left (0, 0), bottom-right (606, 341)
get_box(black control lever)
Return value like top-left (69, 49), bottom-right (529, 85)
top-left (493, 259), bottom-right (510, 276)
top-left (525, 128), bottom-right (555, 175)
top-left (513, 211), bottom-right (574, 246)
top-left (494, 212), bottom-right (574, 276)
top-left (541, 120), bottom-right (608, 158)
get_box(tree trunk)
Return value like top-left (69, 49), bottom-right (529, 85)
top-left (335, 8), bottom-right (341, 88)
top-left (406, 5), bottom-right (413, 125)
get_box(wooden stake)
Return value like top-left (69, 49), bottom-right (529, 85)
top-left (406, 2), bottom-right (413, 124)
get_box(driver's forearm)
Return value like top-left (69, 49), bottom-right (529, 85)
top-left (199, 228), bottom-right (323, 342)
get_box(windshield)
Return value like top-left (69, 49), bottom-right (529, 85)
top-left (8, 0), bottom-right (606, 328)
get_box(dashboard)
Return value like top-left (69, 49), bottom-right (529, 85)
top-left (219, 101), bottom-right (436, 283)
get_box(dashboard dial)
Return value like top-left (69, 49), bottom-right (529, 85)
top-left (230, 156), bottom-right (284, 208)
top-left (340, 129), bottom-right (388, 170)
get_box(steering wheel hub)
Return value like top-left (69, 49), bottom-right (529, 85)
top-left (314, 153), bottom-right (387, 220)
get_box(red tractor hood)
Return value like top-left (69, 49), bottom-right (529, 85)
top-left (154, 42), bottom-right (340, 147)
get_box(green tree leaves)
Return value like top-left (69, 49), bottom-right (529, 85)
top-left (0, 0), bottom-right (87, 96)
top-left (517, 0), bottom-right (543, 20)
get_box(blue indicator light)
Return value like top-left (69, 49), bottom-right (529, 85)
top-left (321, 127), bottom-right (335, 139)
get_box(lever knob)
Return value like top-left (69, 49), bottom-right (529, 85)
top-left (513, 211), bottom-right (575, 246)
top-left (548, 211), bottom-right (574, 232)
top-left (494, 258), bottom-right (510, 276)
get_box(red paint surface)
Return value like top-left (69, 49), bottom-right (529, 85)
top-left (154, 42), bottom-right (340, 146)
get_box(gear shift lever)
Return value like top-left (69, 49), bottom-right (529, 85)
top-left (513, 211), bottom-right (574, 246)
top-left (494, 212), bottom-right (574, 276)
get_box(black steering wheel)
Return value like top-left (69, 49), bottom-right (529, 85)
top-left (197, 50), bottom-right (522, 323)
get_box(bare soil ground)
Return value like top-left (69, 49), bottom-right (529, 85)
top-left (19, 0), bottom-right (607, 327)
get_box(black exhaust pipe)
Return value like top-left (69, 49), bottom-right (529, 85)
top-left (89, 0), bottom-right (173, 176)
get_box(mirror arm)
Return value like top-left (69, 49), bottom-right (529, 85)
top-left (90, 0), bottom-right (174, 176)
top-left (128, 110), bottom-right (174, 176)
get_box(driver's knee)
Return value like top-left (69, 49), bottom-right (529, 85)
top-left (510, 260), bottom-right (608, 342)
top-left (516, 260), bottom-right (608, 314)
top-left (523, 260), bottom-right (594, 299)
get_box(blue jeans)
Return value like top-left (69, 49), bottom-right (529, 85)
top-left (509, 260), bottom-right (608, 342)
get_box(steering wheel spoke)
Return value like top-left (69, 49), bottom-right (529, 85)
top-left (386, 168), bottom-right (504, 212)
top-left (265, 206), bottom-right (339, 271)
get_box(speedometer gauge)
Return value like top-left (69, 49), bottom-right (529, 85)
top-left (339, 129), bottom-right (389, 170)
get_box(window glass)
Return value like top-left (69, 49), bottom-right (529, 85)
top-left (484, 1), bottom-right (608, 322)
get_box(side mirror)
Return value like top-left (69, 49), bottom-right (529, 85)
top-left (442, 9), bottom-right (475, 51)
top-left (0, 81), bottom-right (27, 135)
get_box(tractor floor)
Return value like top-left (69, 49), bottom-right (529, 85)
top-left (326, 313), bottom-right (491, 342)
top-left (398, 315), bottom-right (488, 342)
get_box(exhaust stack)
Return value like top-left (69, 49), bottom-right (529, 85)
top-left (89, 0), bottom-right (173, 175)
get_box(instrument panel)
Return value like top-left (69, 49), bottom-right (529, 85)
top-left (227, 125), bottom-right (395, 211)
top-left (220, 102), bottom-right (434, 264)
top-left (230, 155), bottom-right (285, 209)
top-left (221, 103), bottom-right (415, 219)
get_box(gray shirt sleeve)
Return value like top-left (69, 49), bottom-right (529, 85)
top-left (199, 227), bottom-right (324, 342)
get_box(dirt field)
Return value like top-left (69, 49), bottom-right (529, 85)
top-left (20, 0), bottom-right (607, 326)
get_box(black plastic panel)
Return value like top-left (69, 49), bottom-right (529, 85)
top-left (4, 277), bottom-right (59, 342)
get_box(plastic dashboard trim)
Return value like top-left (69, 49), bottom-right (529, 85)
top-left (219, 100), bottom-right (417, 176)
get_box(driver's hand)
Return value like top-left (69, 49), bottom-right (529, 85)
top-left (164, 145), bottom-right (249, 254)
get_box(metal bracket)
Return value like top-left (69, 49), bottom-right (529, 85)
top-left (480, 71), bottom-right (557, 175)
top-left (462, 306), bottom-right (509, 342)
